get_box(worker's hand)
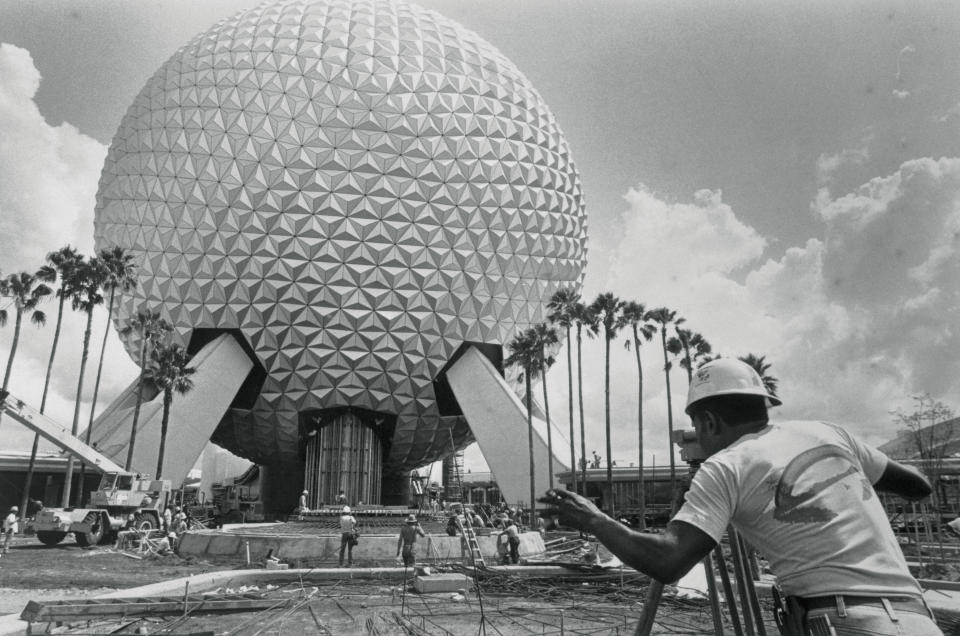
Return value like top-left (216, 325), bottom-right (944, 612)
top-left (538, 489), bottom-right (603, 532)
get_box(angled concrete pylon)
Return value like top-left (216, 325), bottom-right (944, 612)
top-left (445, 345), bottom-right (569, 507)
top-left (86, 333), bottom-right (253, 485)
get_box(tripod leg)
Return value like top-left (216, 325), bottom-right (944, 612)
top-left (703, 553), bottom-right (725, 635)
top-left (728, 528), bottom-right (757, 636)
top-left (714, 544), bottom-right (744, 636)
top-left (633, 580), bottom-right (664, 636)
top-left (735, 532), bottom-right (767, 636)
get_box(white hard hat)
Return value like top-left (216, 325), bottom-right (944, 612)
top-left (342, 505), bottom-right (351, 513)
top-left (685, 358), bottom-right (781, 414)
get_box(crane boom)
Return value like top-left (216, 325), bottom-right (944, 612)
top-left (0, 390), bottom-right (125, 474)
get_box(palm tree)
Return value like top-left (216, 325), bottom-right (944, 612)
top-left (63, 259), bottom-right (106, 507)
top-left (144, 342), bottom-right (196, 479)
top-left (739, 353), bottom-right (779, 399)
top-left (532, 322), bottom-right (559, 489)
top-left (20, 246), bottom-right (82, 522)
top-left (547, 286), bottom-right (580, 494)
top-left (505, 327), bottom-right (542, 518)
top-left (0, 271), bottom-right (52, 430)
top-left (120, 310), bottom-right (173, 472)
top-left (646, 307), bottom-right (682, 502)
top-left (570, 301), bottom-right (598, 494)
top-left (620, 301), bottom-right (655, 529)
top-left (589, 292), bottom-right (625, 517)
top-left (668, 328), bottom-right (714, 383)
top-left (86, 246), bottom-right (137, 454)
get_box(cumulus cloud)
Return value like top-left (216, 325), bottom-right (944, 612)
top-left (563, 155), bottom-right (960, 465)
top-left (0, 44), bottom-right (105, 262)
top-left (0, 43), bottom-right (137, 450)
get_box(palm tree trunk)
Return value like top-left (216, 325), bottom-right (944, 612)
top-left (526, 371), bottom-right (536, 522)
top-left (79, 292), bottom-right (115, 498)
top-left (604, 335), bottom-right (614, 517)
top-left (156, 388), bottom-right (172, 479)
top-left (64, 309), bottom-right (94, 507)
top-left (20, 296), bottom-right (66, 528)
top-left (661, 328), bottom-right (677, 503)
top-left (633, 325), bottom-right (646, 530)
top-left (565, 327), bottom-right (577, 494)
top-left (541, 348), bottom-right (554, 490)
top-left (576, 325), bottom-right (587, 496)
top-left (0, 310), bottom-right (24, 431)
top-left (125, 337), bottom-right (149, 471)
top-left (86, 291), bottom-right (115, 451)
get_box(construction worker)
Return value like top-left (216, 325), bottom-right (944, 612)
top-left (396, 513), bottom-right (426, 567)
top-left (542, 358), bottom-right (942, 636)
top-left (297, 490), bottom-right (309, 513)
top-left (2, 506), bottom-right (18, 554)
top-left (503, 518), bottom-right (521, 564)
top-left (338, 505), bottom-right (357, 567)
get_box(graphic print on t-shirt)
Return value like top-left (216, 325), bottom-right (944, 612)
top-left (773, 445), bottom-right (874, 523)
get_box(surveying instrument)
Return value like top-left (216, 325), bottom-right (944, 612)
top-left (633, 429), bottom-right (769, 636)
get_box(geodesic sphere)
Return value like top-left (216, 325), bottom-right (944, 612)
top-left (93, 0), bottom-right (587, 470)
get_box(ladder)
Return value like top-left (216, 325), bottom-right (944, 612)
top-left (446, 431), bottom-right (484, 568)
top-left (458, 514), bottom-right (485, 568)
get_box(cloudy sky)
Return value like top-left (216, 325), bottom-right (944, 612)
top-left (1, 0), bottom-right (959, 473)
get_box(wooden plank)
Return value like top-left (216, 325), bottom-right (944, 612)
top-left (21, 595), bottom-right (294, 622)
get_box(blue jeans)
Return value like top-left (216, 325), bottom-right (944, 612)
top-left (805, 599), bottom-right (942, 635)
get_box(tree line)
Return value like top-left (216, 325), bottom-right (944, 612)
top-left (505, 286), bottom-right (779, 525)
top-left (0, 246), bottom-right (195, 518)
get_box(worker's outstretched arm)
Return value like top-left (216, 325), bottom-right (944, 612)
top-left (874, 460), bottom-right (932, 500)
top-left (539, 489), bottom-right (715, 583)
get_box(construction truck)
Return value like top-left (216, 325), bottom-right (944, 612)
top-left (0, 390), bottom-right (172, 547)
top-left (211, 465), bottom-right (264, 524)
top-left (33, 471), bottom-right (171, 546)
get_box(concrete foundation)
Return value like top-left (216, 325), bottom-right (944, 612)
top-left (414, 573), bottom-right (474, 593)
top-left (177, 528), bottom-right (546, 565)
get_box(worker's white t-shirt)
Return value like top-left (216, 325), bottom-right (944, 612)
top-left (673, 420), bottom-right (921, 598)
top-left (340, 514), bottom-right (357, 533)
top-left (3, 513), bottom-right (17, 534)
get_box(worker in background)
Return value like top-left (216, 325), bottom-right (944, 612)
top-left (503, 517), bottom-right (521, 564)
top-left (470, 508), bottom-right (484, 528)
top-left (298, 490), bottom-right (309, 513)
top-left (396, 513), bottom-right (426, 567)
top-left (174, 513), bottom-right (188, 535)
top-left (115, 513), bottom-right (138, 550)
top-left (542, 358), bottom-right (942, 636)
top-left (162, 506), bottom-right (173, 532)
top-left (335, 490), bottom-right (348, 506)
top-left (2, 506), bottom-right (18, 554)
top-left (338, 505), bottom-right (357, 567)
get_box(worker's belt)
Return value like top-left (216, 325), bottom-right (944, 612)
top-left (796, 594), bottom-right (929, 616)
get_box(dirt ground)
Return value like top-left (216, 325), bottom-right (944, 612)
top-left (0, 534), bottom-right (242, 615)
top-left (0, 533), bottom-right (740, 634)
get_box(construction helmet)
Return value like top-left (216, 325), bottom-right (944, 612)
top-left (342, 505), bottom-right (351, 513)
top-left (685, 358), bottom-right (782, 414)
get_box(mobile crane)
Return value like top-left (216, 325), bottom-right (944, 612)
top-left (0, 390), bottom-right (171, 546)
